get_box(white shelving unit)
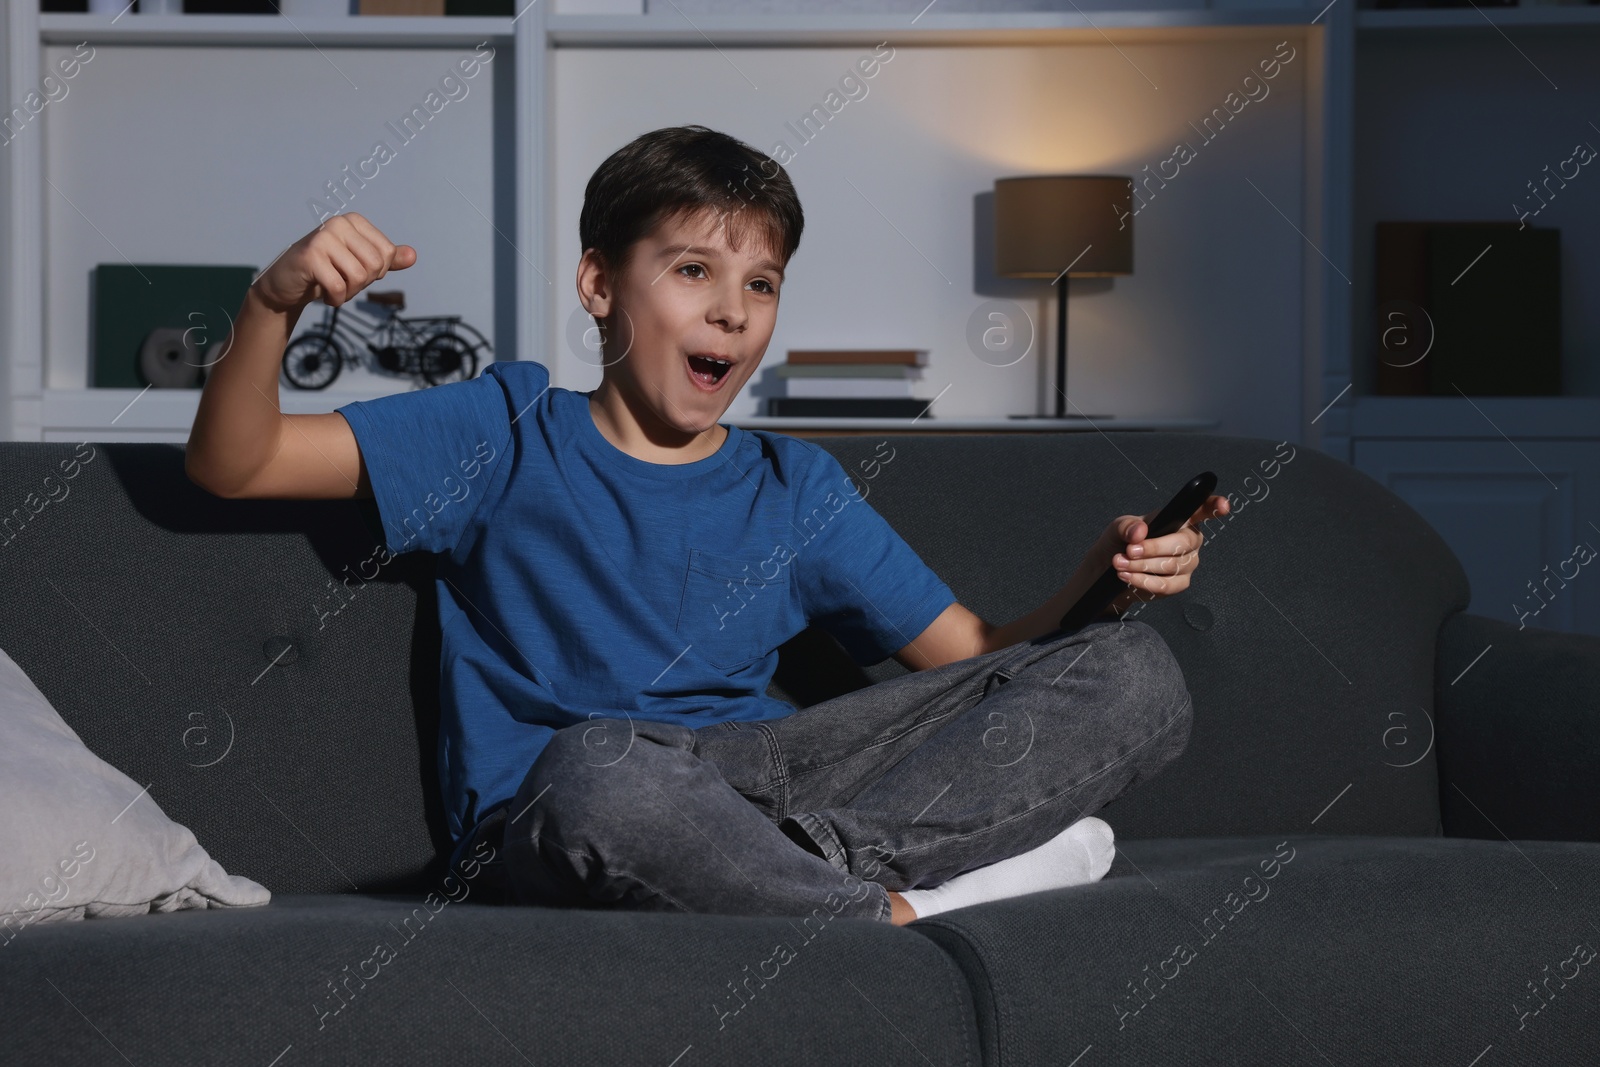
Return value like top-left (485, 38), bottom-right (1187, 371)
top-left (1344, 3), bottom-right (1600, 636)
top-left (4, 2), bottom-right (1345, 444)
top-left (542, 8), bottom-right (1311, 46)
top-left (36, 12), bottom-right (514, 45)
top-left (5, 6), bottom-right (541, 443)
top-left (6, 2), bottom-right (1598, 449)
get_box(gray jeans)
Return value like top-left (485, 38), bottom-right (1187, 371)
top-left (500, 618), bottom-right (1194, 923)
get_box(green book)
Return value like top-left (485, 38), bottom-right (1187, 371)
top-left (93, 265), bottom-right (258, 388)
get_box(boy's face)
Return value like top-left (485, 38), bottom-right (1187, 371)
top-left (578, 207), bottom-right (784, 436)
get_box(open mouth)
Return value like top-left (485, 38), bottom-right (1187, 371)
top-left (686, 354), bottom-right (734, 391)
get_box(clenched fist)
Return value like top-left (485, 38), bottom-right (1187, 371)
top-left (252, 212), bottom-right (416, 313)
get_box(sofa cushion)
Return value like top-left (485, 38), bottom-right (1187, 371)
top-left (908, 835), bottom-right (1600, 1066)
top-left (5, 891), bottom-right (982, 1067)
top-left (0, 643), bottom-right (268, 933)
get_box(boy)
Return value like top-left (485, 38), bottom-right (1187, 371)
top-left (187, 125), bottom-right (1222, 926)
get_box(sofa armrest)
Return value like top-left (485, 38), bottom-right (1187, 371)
top-left (1436, 611), bottom-right (1600, 843)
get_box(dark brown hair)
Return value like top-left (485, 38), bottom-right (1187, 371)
top-left (578, 125), bottom-right (804, 293)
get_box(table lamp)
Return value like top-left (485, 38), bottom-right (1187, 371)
top-left (994, 175), bottom-right (1134, 419)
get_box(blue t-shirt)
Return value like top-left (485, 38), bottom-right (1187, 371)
top-left (335, 360), bottom-right (956, 853)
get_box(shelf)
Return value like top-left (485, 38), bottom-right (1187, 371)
top-left (1356, 7), bottom-right (1600, 33)
top-left (41, 385), bottom-right (412, 438)
top-left (37, 386), bottom-right (1220, 440)
top-left (0, 2), bottom-right (1380, 449)
top-left (1350, 395), bottom-right (1600, 439)
top-left (544, 10), bottom-right (1322, 48)
top-left (38, 13), bottom-right (516, 47)
top-left (737, 415), bottom-right (1221, 433)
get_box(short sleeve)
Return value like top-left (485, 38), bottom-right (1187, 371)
top-left (335, 368), bottom-right (513, 557)
top-left (792, 447), bottom-right (957, 666)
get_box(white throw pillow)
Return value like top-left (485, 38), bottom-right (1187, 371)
top-left (0, 645), bottom-right (269, 939)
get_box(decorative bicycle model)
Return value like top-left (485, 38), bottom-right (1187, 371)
top-left (281, 291), bottom-right (492, 390)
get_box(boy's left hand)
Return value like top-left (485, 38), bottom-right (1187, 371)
top-left (1096, 494), bottom-right (1231, 617)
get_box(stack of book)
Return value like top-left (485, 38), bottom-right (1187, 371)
top-left (767, 349), bottom-right (931, 419)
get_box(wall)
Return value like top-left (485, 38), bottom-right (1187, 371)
top-left (552, 36), bottom-right (1309, 438)
top-left (41, 42), bottom-right (503, 395)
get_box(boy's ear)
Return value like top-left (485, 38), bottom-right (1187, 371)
top-left (576, 247), bottom-right (614, 319)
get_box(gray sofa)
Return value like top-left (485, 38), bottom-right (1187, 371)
top-left (4, 430), bottom-right (1598, 1065)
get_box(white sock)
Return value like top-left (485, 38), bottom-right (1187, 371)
top-left (897, 816), bottom-right (1116, 919)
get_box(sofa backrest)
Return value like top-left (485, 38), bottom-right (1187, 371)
top-left (0, 433), bottom-right (1469, 894)
top-left (825, 432), bottom-right (1470, 842)
top-left (2, 442), bottom-right (448, 896)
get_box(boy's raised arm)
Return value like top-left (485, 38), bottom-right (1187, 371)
top-left (185, 213), bottom-right (415, 500)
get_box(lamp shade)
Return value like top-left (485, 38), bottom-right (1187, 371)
top-left (994, 175), bottom-right (1134, 279)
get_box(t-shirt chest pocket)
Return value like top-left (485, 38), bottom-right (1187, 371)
top-left (675, 549), bottom-right (786, 671)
